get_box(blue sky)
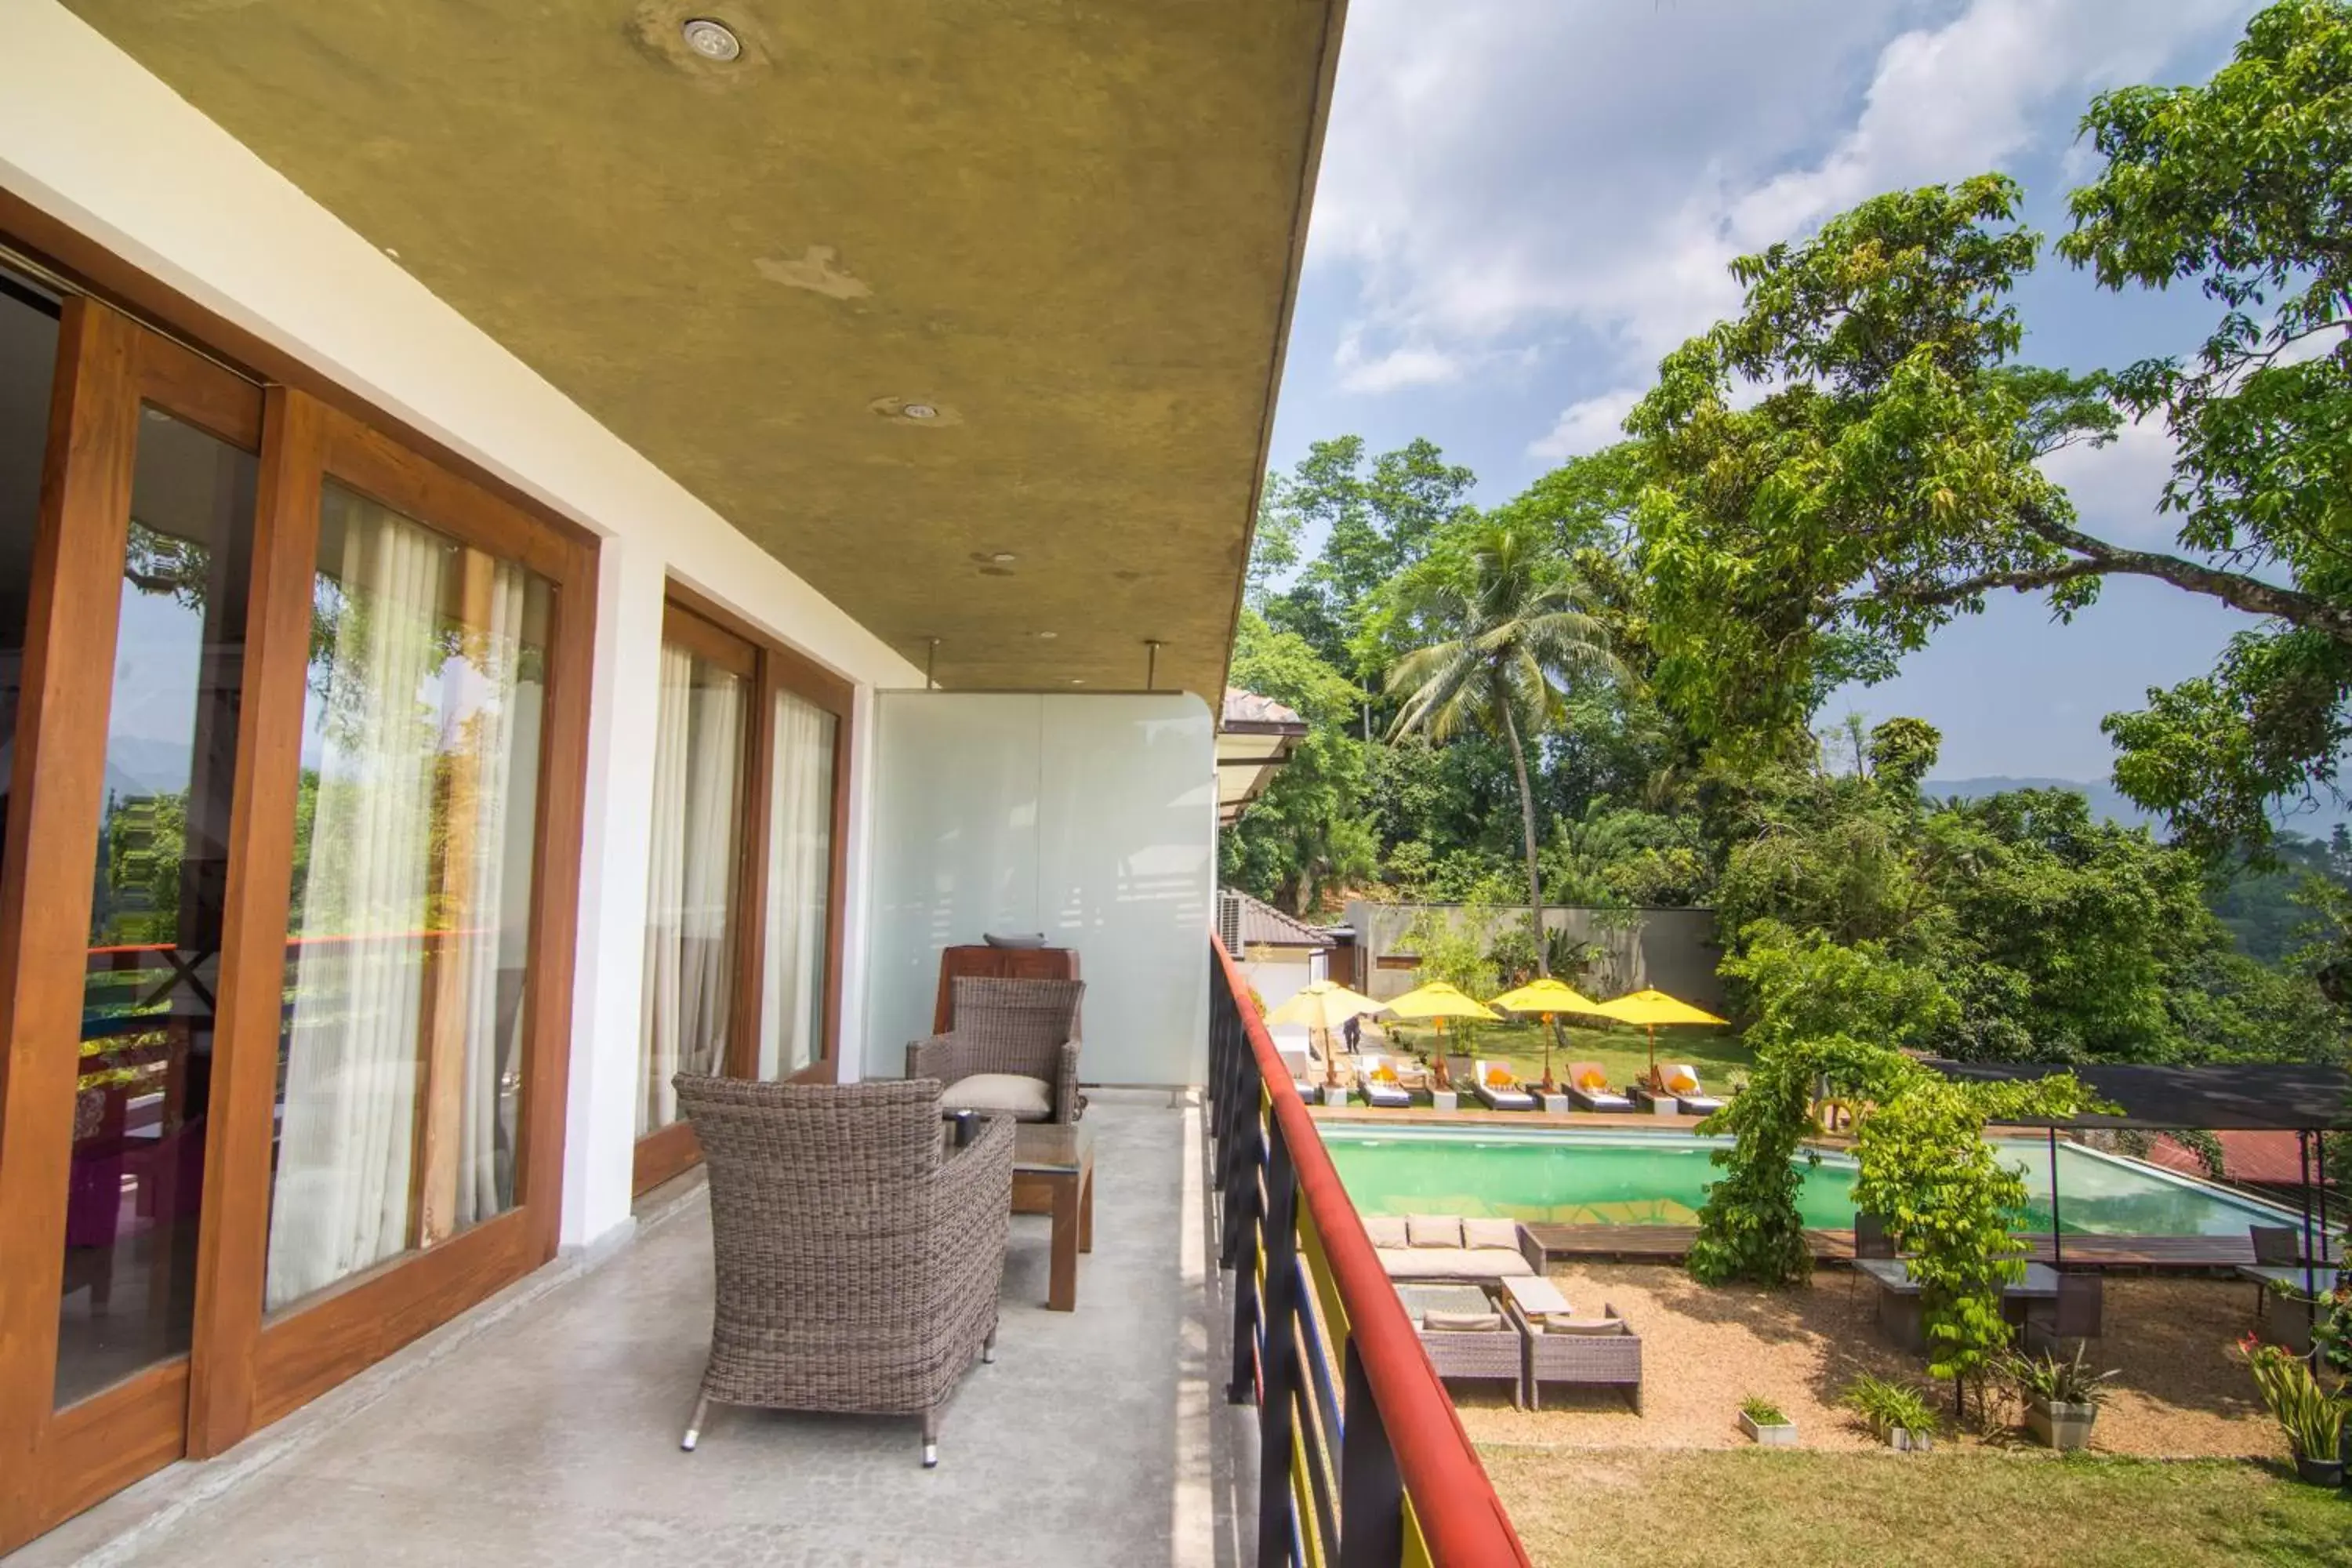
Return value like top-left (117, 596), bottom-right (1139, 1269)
top-left (1266, 0), bottom-right (2262, 781)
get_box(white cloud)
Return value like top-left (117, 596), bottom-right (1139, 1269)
top-left (2040, 414), bottom-right (2179, 541)
top-left (1334, 332), bottom-right (1463, 393)
top-left (1528, 386), bottom-right (1642, 459)
top-left (1311, 0), bottom-right (2253, 401)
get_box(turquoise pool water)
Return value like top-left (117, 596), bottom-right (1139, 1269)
top-left (1321, 1126), bottom-right (2300, 1236)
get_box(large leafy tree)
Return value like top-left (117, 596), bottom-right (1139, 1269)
top-left (1633, 1), bottom-right (2352, 863)
top-left (1385, 520), bottom-right (1624, 973)
top-left (1219, 611), bottom-right (1377, 915)
top-left (2062, 0), bottom-right (2352, 861)
top-left (1254, 435), bottom-right (1476, 695)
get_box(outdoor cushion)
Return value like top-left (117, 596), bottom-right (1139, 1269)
top-left (940, 1072), bottom-right (1053, 1120)
top-left (1406, 1215), bottom-right (1463, 1249)
top-left (1461, 1217), bottom-right (1521, 1252)
top-left (1546, 1316), bottom-right (1626, 1336)
top-left (1425, 1309), bottom-right (1504, 1332)
top-left (1500, 1273), bottom-right (1571, 1316)
top-left (1378, 1247), bottom-right (1537, 1281)
top-left (1483, 1065), bottom-right (1513, 1087)
top-left (1666, 1067), bottom-right (1700, 1094)
top-left (1362, 1215), bottom-right (1410, 1249)
top-left (1575, 1069), bottom-right (1607, 1091)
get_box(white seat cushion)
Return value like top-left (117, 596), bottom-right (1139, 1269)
top-left (1363, 1215), bottom-right (1410, 1250)
top-left (1379, 1247), bottom-right (1536, 1280)
top-left (1406, 1215), bottom-right (1463, 1249)
top-left (942, 1072), bottom-right (1054, 1120)
top-left (1461, 1218), bottom-right (1522, 1252)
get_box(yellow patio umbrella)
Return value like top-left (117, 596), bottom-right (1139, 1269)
top-left (1263, 981), bottom-right (1381, 1085)
top-left (1592, 988), bottom-right (1729, 1087)
top-left (1380, 982), bottom-right (1500, 1090)
top-left (1488, 977), bottom-right (1610, 1092)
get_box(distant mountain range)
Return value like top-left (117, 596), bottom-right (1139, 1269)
top-left (1923, 776), bottom-right (2352, 838)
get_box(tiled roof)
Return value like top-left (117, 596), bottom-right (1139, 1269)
top-left (2147, 1129), bottom-right (2318, 1187)
top-left (1222, 688), bottom-right (1305, 730)
top-left (1221, 887), bottom-right (1334, 949)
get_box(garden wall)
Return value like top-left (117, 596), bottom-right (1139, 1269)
top-left (1341, 900), bottom-right (1727, 1012)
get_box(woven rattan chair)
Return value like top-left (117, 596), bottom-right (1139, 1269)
top-left (673, 1073), bottom-right (1014, 1467)
top-left (906, 976), bottom-right (1087, 1123)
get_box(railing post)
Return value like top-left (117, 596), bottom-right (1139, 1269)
top-left (1225, 1054), bottom-right (1263, 1405)
top-left (1256, 1121), bottom-right (1301, 1567)
top-left (1338, 1340), bottom-right (1404, 1567)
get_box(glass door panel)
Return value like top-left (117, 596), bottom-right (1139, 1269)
top-left (263, 480), bottom-right (551, 1313)
top-left (55, 408), bottom-right (257, 1406)
top-left (637, 633), bottom-right (747, 1133)
top-left (757, 690), bottom-right (835, 1079)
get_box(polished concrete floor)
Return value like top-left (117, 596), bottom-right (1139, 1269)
top-left (16, 1095), bottom-right (1232, 1568)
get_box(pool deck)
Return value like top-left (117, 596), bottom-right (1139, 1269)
top-left (1306, 1103), bottom-right (1715, 1133)
top-left (1526, 1225), bottom-right (2264, 1273)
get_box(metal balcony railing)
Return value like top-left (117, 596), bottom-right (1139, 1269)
top-left (1208, 937), bottom-right (1530, 1567)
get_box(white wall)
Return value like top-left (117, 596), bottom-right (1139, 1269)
top-left (866, 694), bottom-right (1216, 1086)
top-left (0, 3), bottom-right (924, 1252)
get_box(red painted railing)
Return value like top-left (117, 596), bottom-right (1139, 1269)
top-left (1209, 936), bottom-right (1530, 1566)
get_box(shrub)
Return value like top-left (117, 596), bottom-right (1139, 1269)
top-left (1739, 1395), bottom-right (1788, 1426)
top-left (1843, 1372), bottom-right (1940, 1439)
top-left (2242, 1338), bottom-right (2348, 1460)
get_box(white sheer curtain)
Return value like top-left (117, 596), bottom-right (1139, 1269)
top-left (637, 646), bottom-right (746, 1131)
top-left (266, 498), bottom-right (532, 1309)
top-left (758, 691), bottom-right (834, 1078)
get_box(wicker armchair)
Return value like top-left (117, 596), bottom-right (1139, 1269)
top-left (906, 976), bottom-right (1086, 1123)
top-left (673, 1073), bottom-right (1014, 1467)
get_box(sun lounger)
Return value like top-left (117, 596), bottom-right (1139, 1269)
top-left (1563, 1062), bottom-right (1632, 1112)
top-left (1355, 1053), bottom-right (1414, 1109)
top-left (1659, 1063), bottom-right (1723, 1115)
top-left (1469, 1058), bottom-right (1537, 1112)
top-left (1277, 1049), bottom-right (1319, 1098)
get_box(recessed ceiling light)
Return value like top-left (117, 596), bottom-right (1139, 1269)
top-left (1069, 677), bottom-right (1087, 685)
top-left (1034, 630), bottom-right (1058, 641)
top-left (989, 551), bottom-right (1016, 564)
top-left (681, 18), bottom-right (742, 61)
top-left (901, 403), bottom-right (939, 420)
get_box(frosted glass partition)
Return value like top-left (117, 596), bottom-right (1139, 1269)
top-left (866, 693), bottom-right (1215, 1085)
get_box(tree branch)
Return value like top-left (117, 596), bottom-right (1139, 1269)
top-left (2013, 505), bottom-right (2352, 642)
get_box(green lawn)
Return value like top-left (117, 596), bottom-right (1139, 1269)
top-left (1375, 1018), bottom-right (1751, 1095)
top-left (1479, 1447), bottom-right (2352, 1567)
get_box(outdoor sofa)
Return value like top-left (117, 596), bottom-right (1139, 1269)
top-left (1366, 1214), bottom-right (1545, 1280)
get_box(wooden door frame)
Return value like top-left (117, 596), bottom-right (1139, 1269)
top-left (0, 300), bottom-right (268, 1549)
top-left (191, 391), bottom-right (597, 1458)
top-left (632, 585), bottom-right (855, 1196)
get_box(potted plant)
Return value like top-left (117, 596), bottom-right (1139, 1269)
top-left (2244, 1338), bottom-right (2349, 1486)
top-left (2002, 1344), bottom-right (2117, 1452)
top-left (1737, 1394), bottom-right (1797, 1446)
top-left (1842, 1372), bottom-right (1939, 1452)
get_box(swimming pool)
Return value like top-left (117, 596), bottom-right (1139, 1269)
top-left (1320, 1125), bottom-right (2302, 1237)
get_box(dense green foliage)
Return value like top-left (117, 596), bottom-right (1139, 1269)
top-left (1225, 3), bottom-right (2348, 1079)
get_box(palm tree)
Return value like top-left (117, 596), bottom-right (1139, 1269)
top-left (1385, 520), bottom-right (1625, 976)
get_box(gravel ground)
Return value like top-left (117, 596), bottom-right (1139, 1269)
top-left (1452, 1264), bottom-right (2284, 1458)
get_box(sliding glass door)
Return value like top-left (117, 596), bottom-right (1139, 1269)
top-left (633, 603), bottom-right (752, 1189)
top-left (633, 593), bottom-right (849, 1192)
top-left (0, 280), bottom-right (594, 1553)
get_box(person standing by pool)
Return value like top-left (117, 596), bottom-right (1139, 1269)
top-left (1343, 1012), bottom-right (1363, 1053)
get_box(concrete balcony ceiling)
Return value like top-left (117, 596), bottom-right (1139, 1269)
top-left (64, 0), bottom-right (1344, 697)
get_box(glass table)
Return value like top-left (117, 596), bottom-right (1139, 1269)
top-left (1011, 1122), bottom-right (1096, 1311)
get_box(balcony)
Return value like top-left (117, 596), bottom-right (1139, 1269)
top-left (11, 1094), bottom-right (1236, 1568)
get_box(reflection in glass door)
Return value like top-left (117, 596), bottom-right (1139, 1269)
top-left (757, 690), bottom-right (835, 1079)
top-left (56, 408), bottom-right (258, 1404)
top-left (637, 615), bottom-right (748, 1139)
